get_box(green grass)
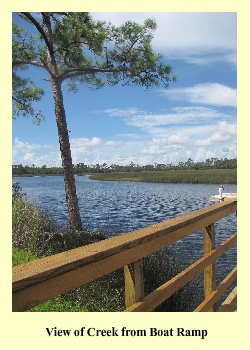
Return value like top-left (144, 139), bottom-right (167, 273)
top-left (89, 169), bottom-right (237, 184)
top-left (26, 297), bottom-right (88, 312)
top-left (12, 247), bottom-right (38, 266)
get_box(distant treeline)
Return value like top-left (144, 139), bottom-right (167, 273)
top-left (12, 157), bottom-right (237, 176)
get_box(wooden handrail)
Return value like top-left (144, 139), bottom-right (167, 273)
top-left (12, 200), bottom-right (237, 312)
top-left (124, 234), bottom-right (236, 312)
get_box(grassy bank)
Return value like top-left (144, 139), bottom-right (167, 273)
top-left (89, 169), bottom-right (237, 184)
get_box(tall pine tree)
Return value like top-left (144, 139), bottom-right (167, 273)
top-left (12, 12), bottom-right (177, 231)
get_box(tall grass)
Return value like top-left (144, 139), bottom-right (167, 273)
top-left (12, 182), bottom-right (203, 312)
top-left (90, 169), bottom-right (237, 184)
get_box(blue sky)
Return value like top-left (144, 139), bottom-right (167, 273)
top-left (12, 12), bottom-right (237, 167)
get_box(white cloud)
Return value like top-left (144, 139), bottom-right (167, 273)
top-left (70, 137), bottom-right (102, 149)
top-left (195, 139), bottom-right (212, 147)
top-left (13, 138), bottom-right (41, 153)
top-left (165, 83), bottom-right (237, 107)
top-left (99, 107), bottom-right (142, 117)
top-left (23, 152), bottom-right (36, 161)
top-left (91, 12), bottom-right (236, 64)
top-left (195, 121), bottom-right (236, 146)
top-left (105, 141), bottom-right (123, 147)
top-left (101, 106), bottom-right (235, 132)
top-left (116, 133), bottom-right (141, 139)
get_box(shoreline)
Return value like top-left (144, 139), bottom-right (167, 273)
top-left (12, 169), bottom-right (237, 185)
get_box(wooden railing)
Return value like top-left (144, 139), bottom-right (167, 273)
top-left (12, 199), bottom-right (237, 312)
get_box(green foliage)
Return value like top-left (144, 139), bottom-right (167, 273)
top-left (64, 269), bottom-right (125, 312)
top-left (26, 297), bottom-right (88, 312)
top-left (12, 247), bottom-right (38, 266)
top-left (12, 183), bottom-right (59, 256)
top-left (12, 182), bottom-right (26, 200)
top-left (12, 158), bottom-right (237, 177)
top-left (12, 12), bottom-right (177, 122)
top-left (12, 72), bottom-right (45, 125)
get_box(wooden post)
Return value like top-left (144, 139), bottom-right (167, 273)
top-left (124, 258), bottom-right (144, 309)
top-left (203, 224), bottom-right (216, 311)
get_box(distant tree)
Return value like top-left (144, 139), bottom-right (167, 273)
top-left (12, 12), bottom-right (177, 231)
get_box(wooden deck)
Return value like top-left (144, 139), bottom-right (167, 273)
top-left (217, 287), bottom-right (237, 312)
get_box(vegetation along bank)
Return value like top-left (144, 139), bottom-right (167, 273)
top-left (13, 158), bottom-right (237, 184)
top-left (89, 169), bottom-right (236, 184)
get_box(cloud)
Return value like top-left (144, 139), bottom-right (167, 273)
top-left (70, 137), bottom-right (102, 151)
top-left (105, 141), bottom-right (123, 147)
top-left (91, 12), bottom-right (236, 65)
top-left (115, 133), bottom-right (141, 139)
top-left (195, 121), bottom-right (236, 146)
top-left (165, 83), bottom-right (237, 107)
top-left (23, 152), bottom-right (36, 161)
top-left (101, 106), bottom-right (235, 132)
top-left (97, 107), bottom-right (143, 117)
top-left (147, 134), bottom-right (189, 146)
top-left (13, 138), bottom-right (41, 153)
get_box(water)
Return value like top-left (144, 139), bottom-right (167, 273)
top-left (13, 175), bottom-right (237, 301)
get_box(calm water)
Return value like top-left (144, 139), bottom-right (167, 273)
top-left (13, 175), bottom-right (237, 291)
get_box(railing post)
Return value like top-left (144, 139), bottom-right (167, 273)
top-left (124, 258), bottom-right (144, 308)
top-left (203, 223), bottom-right (216, 311)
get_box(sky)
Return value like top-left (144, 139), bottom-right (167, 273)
top-left (12, 12), bottom-right (237, 168)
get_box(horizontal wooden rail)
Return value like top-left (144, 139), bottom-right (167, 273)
top-left (124, 234), bottom-right (237, 312)
top-left (12, 200), bottom-right (237, 312)
top-left (194, 267), bottom-right (237, 312)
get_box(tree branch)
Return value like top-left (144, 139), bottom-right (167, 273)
top-left (12, 60), bottom-right (45, 69)
top-left (60, 67), bottom-right (122, 81)
top-left (21, 12), bottom-right (54, 59)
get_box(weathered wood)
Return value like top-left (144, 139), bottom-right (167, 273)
top-left (124, 259), bottom-right (144, 308)
top-left (203, 224), bottom-right (216, 311)
top-left (124, 233), bottom-right (237, 312)
top-left (12, 200), bottom-right (237, 312)
top-left (194, 267), bottom-right (237, 312)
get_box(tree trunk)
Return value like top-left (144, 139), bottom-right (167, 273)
top-left (43, 13), bottom-right (83, 232)
top-left (51, 77), bottom-right (83, 231)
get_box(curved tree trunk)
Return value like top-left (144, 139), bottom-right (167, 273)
top-left (51, 78), bottom-right (83, 231)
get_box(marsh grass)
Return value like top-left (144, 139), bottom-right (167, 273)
top-left (90, 169), bottom-right (237, 184)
